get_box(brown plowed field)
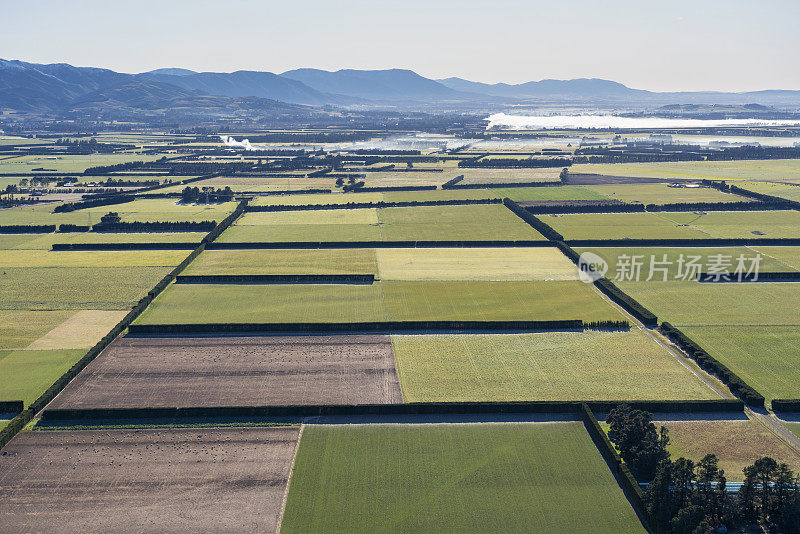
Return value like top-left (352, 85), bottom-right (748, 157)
top-left (0, 427), bottom-right (299, 533)
top-left (47, 335), bottom-right (402, 409)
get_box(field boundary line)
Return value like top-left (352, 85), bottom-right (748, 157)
top-left (276, 423), bottom-right (304, 534)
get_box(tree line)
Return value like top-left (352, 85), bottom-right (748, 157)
top-left (608, 404), bottom-right (800, 533)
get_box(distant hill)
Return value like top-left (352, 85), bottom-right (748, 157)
top-left (280, 68), bottom-right (473, 102)
top-left (0, 59), bottom-right (309, 115)
top-left (437, 77), bottom-right (644, 99)
top-left (3, 58), bottom-right (800, 114)
top-left (139, 70), bottom-right (359, 106)
top-left (145, 68), bottom-right (198, 77)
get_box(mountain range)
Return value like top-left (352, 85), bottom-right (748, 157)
top-left (2, 58), bottom-right (800, 115)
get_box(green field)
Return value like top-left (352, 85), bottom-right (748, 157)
top-left (0, 249), bottom-right (184, 310)
top-left (659, 210), bottom-right (800, 239)
top-left (248, 189), bottom-right (499, 206)
top-left (616, 281), bottom-right (800, 326)
top-left (375, 247), bottom-right (579, 280)
top-left (0, 349), bottom-right (86, 405)
top-left (753, 246), bottom-right (800, 270)
top-left (136, 280), bottom-right (622, 324)
top-left (378, 204), bottom-right (544, 241)
top-left (458, 167), bottom-right (563, 184)
top-left (220, 204), bottom-right (544, 242)
top-left (280, 423), bottom-right (646, 533)
top-left (392, 330), bottom-right (716, 402)
top-left (679, 326), bottom-right (800, 403)
top-left (1, 266), bottom-right (175, 310)
top-left (0, 153), bottom-right (161, 174)
top-left (0, 310), bottom-right (77, 349)
top-left (736, 181), bottom-right (800, 202)
top-left (184, 248), bottom-right (379, 275)
top-left (584, 184), bottom-right (750, 204)
top-left (659, 419), bottom-right (800, 481)
top-left (571, 159), bottom-right (800, 183)
top-left (0, 198), bottom-right (235, 226)
top-left (545, 212), bottom-right (708, 240)
top-left (575, 246), bottom-right (792, 280)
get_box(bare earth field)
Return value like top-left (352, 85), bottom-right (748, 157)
top-left (0, 427), bottom-right (299, 533)
top-left (47, 335), bottom-right (402, 409)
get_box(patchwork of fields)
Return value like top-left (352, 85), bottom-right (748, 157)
top-left (4, 133), bottom-right (800, 533)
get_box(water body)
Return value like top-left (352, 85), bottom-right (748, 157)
top-left (486, 113), bottom-right (800, 130)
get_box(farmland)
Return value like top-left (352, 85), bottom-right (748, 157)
top-left (48, 335), bottom-right (402, 408)
top-left (392, 330), bottom-right (717, 402)
top-left (0, 427), bottom-right (299, 532)
top-left (184, 248), bottom-right (379, 275)
top-left (374, 247), bottom-right (579, 280)
top-left (219, 204), bottom-right (544, 242)
top-left (545, 212), bottom-right (710, 240)
top-left (658, 418), bottom-right (800, 480)
top-left (583, 183), bottom-right (750, 204)
top-left (4, 119), bottom-right (800, 534)
top-left (136, 280), bottom-right (623, 324)
top-left (574, 246), bottom-right (793, 280)
top-left (615, 281), bottom-right (800, 326)
top-left (280, 423), bottom-right (646, 533)
top-left (679, 326), bottom-right (800, 403)
top-left (571, 159), bottom-right (800, 183)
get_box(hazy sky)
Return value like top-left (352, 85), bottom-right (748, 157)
top-left (2, 0), bottom-right (798, 92)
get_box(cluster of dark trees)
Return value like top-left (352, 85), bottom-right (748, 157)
top-left (608, 405), bottom-right (800, 533)
top-left (82, 161), bottom-right (148, 175)
top-left (458, 158), bottom-right (572, 168)
top-left (0, 224), bottom-right (55, 233)
top-left (180, 186), bottom-right (234, 204)
top-left (53, 138), bottom-right (120, 154)
top-left (53, 194), bottom-right (135, 213)
top-left (440, 175), bottom-right (464, 189)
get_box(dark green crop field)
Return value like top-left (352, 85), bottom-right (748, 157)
top-left (280, 423), bottom-right (646, 533)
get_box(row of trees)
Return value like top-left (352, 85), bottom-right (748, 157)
top-left (180, 186), bottom-right (234, 204)
top-left (607, 405), bottom-right (800, 533)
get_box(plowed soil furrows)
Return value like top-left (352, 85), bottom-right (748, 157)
top-left (47, 335), bottom-right (402, 409)
top-left (0, 427), bottom-right (299, 533)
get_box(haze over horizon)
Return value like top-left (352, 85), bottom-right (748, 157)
top-left (3, 0), bottom-right (798, 93)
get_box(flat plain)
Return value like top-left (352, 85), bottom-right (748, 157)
top-left (0, 427), bottom-right (300, 532)
top-left (392, 330), bottom-right (717, 402)
top-left (47, 335), bottom-right (402, 408)
top-left (280, 423), bottom-right (646, 533)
